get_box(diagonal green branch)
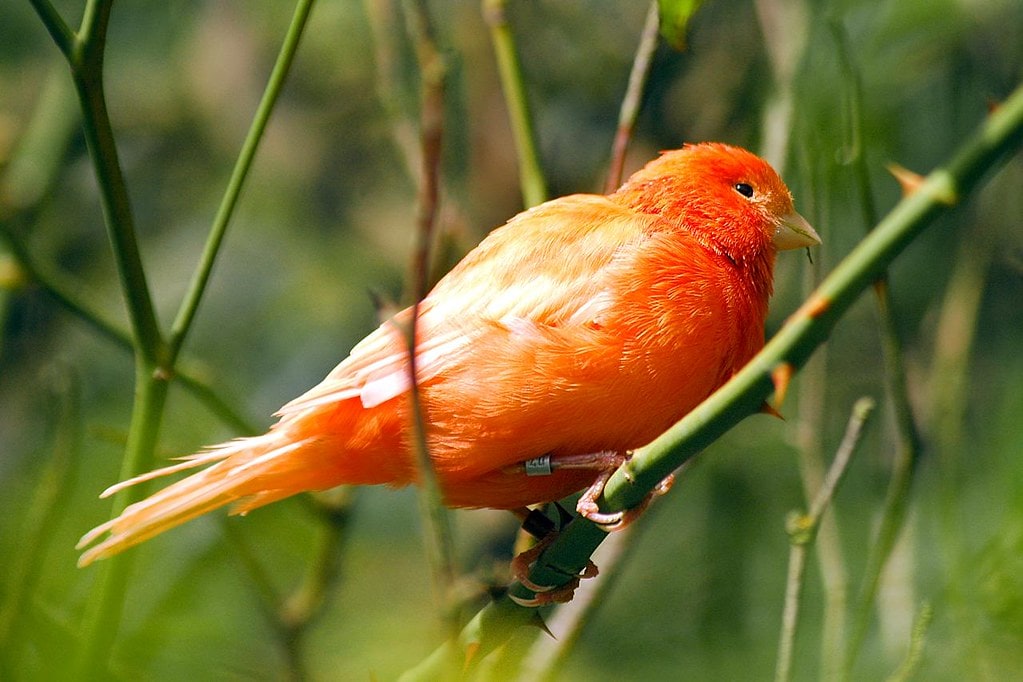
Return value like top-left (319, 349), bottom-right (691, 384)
top-left (775, 397), bottom-right (874, 682)
top-left (605, 1), bottom-right (660, 193)
top-left (167, 0), bottom-right (317, 366)
top-left (402, 80), bottom-right (1023, 678)
top-left (27, 0), bottom-right (75, 61)
top-left (69, 0), bottom-right (164, 365)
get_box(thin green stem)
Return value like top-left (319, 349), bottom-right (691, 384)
top-left (791, 146), bottom-right (849, 679)
top-left (776, 398), bottom-right (875, 682)
top-left (885, 602), bottom-right (933, 682)
top-left (605, 1), bottom-right (660, 193)
top-left (776, 539), bottom-right (809, 682)
top-left (168, 0), bottom-right (318, 365)
top-left (27, 0), bottom-right (75, 61)
top-left (32, 3), bottom-right (167, 675)
top-left (403, 80), bottom-right (1023, 679)
top-left (482, 0), bottom-right (547, 207)
top-left (76, 0), bottom-right (110, 62)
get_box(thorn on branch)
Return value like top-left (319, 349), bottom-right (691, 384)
top-left (886, 163), bottom-right (925, 197)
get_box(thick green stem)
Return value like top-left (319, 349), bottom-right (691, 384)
top-left (74, 362), bottom-right (170, 678)
top-left (403, 80), bottom-right (1023, 679)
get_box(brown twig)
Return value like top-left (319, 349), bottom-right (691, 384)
top-left (605, 1), bottom-right (660, 193)
top-left (399, 0), bottom-right (460, 641)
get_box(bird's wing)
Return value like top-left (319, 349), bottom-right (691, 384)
top-left (278, 194), bottom-right (654, 414)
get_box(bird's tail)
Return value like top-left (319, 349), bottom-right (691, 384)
top-left (76, 430), bottom-right (323, 567)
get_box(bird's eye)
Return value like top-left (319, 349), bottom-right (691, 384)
top-left (734, 182), bottom-right (754, 198)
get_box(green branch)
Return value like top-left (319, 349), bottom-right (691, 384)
top-left (482, 0), bottom-right (547, 207)
top-left (74, 358), bottom-right (170, 679)
top-left (402, 80), bottom-right (1023, 678)
top-left (27, 0), bottom-right (75, 61)
top-left (69, 0), bottom-right (164, 365)
top-left (167, 0), bottom-right (317, 366)
top-left (25, 2), bottom-right (174, 676)
top-left (24, 1), bottom-right (312, 674)
top-left (775, 397), bottom-right (874, 682)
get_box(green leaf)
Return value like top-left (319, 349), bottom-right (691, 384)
top-left (657, 0), bottom-right (705, 50)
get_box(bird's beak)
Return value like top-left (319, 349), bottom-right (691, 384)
top-left (773, 210), bottom-right (821, 251)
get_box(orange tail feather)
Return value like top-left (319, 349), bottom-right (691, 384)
top-left (76, 434), bottom-right (317, 567)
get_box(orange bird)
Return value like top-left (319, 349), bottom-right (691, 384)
top-left (78, 142), bottom-right (819, 566)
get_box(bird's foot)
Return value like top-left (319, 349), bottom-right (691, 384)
top-left (576, 468), bottom-right (675, 532)
top-left (508, 531), bottom-right (599, 607)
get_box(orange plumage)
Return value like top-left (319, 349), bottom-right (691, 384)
top-left (78, 142), bottom-right (819, 566)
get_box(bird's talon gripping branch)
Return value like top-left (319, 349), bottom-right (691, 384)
top-left (520, 561), bottom-right (600, 607)
top-left (509, 531), bottom-right (599, 606)
top-left (576, 469), bottom-right (676, 532)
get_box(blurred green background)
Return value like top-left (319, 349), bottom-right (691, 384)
top-left (1, 0), bottom-right (1022, 680)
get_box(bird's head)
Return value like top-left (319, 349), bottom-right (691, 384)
top-left (612, 142), bottom-right (820, 265)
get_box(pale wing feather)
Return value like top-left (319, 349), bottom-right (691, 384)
top-left (279, 195), bottom-right (654, 415)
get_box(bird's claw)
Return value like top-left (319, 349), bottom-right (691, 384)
top-left (509, 518), bottom-right (599, 607)
top-left (576, 470), bottom-right (676, 532)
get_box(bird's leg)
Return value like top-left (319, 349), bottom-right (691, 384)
top-left (522, 450), bottom-right (630, 474)
top-left (513, 450), bottom-right (675, 531)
